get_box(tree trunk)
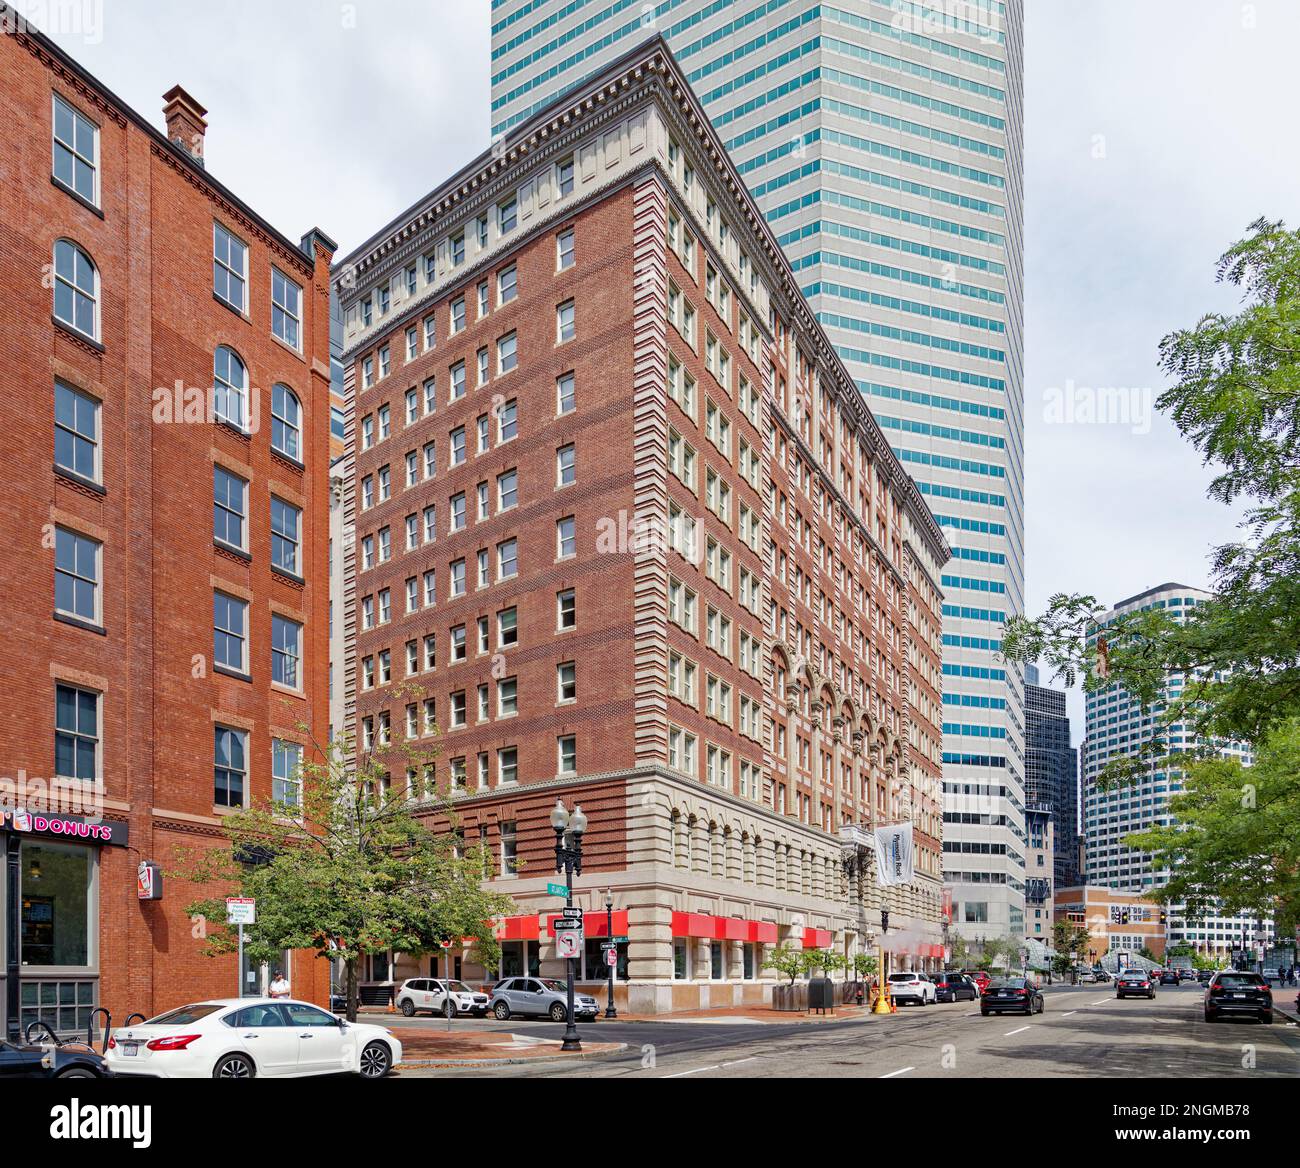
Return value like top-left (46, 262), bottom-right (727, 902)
top-left (346, 958), bottom-right (359, 1022)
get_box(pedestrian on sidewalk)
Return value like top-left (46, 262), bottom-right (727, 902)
top-left (269, 969), bottom-right (291, 999)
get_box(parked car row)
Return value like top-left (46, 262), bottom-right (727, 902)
top-left (883, 970), bottom-right (1046, 1017)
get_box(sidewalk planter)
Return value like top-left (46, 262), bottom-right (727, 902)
top-left (772, 983), bottom-right (808, 1012)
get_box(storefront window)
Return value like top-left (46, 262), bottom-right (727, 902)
top-left (499, 940), bottom-right (540, 979)
top-left (20, 842), bottom-right (90, 967)
top-left (673, 939), bottom-right (688, 980)
top-left (710, 943), bottom-right (723, 980)
top-left (583, 939), bottom-right (627, 980)
top-left (743, 942), bottom-right (756, 979)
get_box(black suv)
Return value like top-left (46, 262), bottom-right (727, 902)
top-left (932, 972), bottom-right (979, 1003)
top-left (1204, 971), bottom-right (1273, 1023)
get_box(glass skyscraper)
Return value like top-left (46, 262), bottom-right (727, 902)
top-left (1083, 583), bottom-right (1269, 960)
top-left (491, 0), bottom-right (1027, 941)
top-left (1025, 662), bottom-right (1079, 889)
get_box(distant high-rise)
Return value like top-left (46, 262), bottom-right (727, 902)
top-left (1083, 583), bottom-right (1269, 961)
top-left (491, 0), bottom-right (1028, 943)
top-left (1024, 663), bottom-right (1079, 888)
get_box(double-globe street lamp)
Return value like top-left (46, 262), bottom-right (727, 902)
top-left (604, 887), bottom-right (619, 1019)
top-left (551, 799), bottom-right (587, 1052)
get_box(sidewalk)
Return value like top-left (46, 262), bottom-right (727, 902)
top-left (362, 1002), bottom-right (887, 1026)
top-left (398, 1028), bottom-right (626, 1067)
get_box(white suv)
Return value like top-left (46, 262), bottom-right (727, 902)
top-left (396, 978), bottom-right (490, 1018)
top-left (888, 971), bottom-right (937, 1006)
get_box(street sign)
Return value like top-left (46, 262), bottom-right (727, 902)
top-left (600, 941), bottom-right (618, 951)
top-left (440, 939), bottom-right (454, 949)
top-left (556, 931), bottom-right (581, 959)
top-left (605, 948), bottom-right (618, 968)
top-left (547, 882), bottom-right (570, 898)
top-left (226, 897), bottom-right (255, 925)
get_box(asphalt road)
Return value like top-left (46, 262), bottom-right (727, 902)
top-left (392, 983), bottom-right (1300, 1078)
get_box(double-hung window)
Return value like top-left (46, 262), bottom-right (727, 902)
top-left (213, 222), bottom-right (247, 312)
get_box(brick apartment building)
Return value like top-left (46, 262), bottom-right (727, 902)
top-left (0, 11), bottom-right (334, 1037)
top-left (335, 37), bottom-right (949, 1012)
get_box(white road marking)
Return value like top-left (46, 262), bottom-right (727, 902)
top-left (1004, 1026), bottom-right (1031, 1036)
top-left (722, 1056), bottom-right (758, 1067)
top-left (1061, 1010), bottom-right (1077, 1017)
top-left (880, 1066), bottom-right (914, 1078)
top-left (1093, 998), bottom-right (1112, 1006)
top-left (964, 1011), bottom-right (979, 1017)
top-left (663, 1064), bottom-right (720, 1078)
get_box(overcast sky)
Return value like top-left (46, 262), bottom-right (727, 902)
top-left (35, 0), bottom-right (1300, 732)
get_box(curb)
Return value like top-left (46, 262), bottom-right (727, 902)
top-left (399, 1042), bottom-right (628, 1069)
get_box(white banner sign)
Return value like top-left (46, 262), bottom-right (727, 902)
top-left (874, 824), bottom-right (915, 887)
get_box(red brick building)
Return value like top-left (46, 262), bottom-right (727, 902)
top-left (335, 38), bottom-right (948, 1011)
top-left (0, 12), bottom-right (334, 1037)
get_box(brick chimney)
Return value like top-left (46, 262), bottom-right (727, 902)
top-left (162, 85), bottom-right (208, 167)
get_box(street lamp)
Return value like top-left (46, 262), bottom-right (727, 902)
top-left (604, 887), bottom-right (618, 1018)
top-left (551, 799), bottom-right (587, 1052)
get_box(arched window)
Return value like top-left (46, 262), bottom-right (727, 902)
top-left (271, 384), bottom-right (301, 460)
top-left (214, 346), bottom-right (248, 431)
top-left (53, 239), bottom-right (98, 340)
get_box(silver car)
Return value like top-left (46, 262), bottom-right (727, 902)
top-left (396, 978), bottom-right (490, 1018)
top-left (489, 977), bottom-right (599, 1022)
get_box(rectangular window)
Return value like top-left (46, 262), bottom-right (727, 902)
top-left (451, 233), bottom-right (465, 266)
top-left (498, 606), bottom-right (518, 648)
top-left (498, 196), bottom-right (518, 234)
top-left (498, 399), bottom-right (517, 443)
top-left (213, 466), bottom-right (247, 551)
top-left (55, 526), bottom-right (100, 624)
top-left (497, 537), bottom-right (518, 580)
top-left (52, 93), bottom-right (99, 205)
top-left (497, 469), bottom-right (518, 511)
top-left (556, 516), bottom-right (576, 559)
top-left (272, 739), bottom-right (302, 807)
top-left (272, 268), bottom-right (302, 350)
top-left (498, 747), bottom-right (519, 786)
top-left (556, 156), bottom-right (575, 197)
top-left (556, 372), bottom-right (575, 416)
top-left (557, 228), bottom-right (575, 271)
top-left (498, 264), bottom-right (517, 305)
top-left (215, 726), bottom-right (247, 808)
top-left (54, 380), bottom-right (100, 483)
top-left (451, 298), bottom-right (466, 334)
top-left (271, 614), bottom-right (302, 689)
top-left (557, 735), bottom-right (577, 776)
top-left (497, 331), bottom-right (517, 374)
top-left (270, 497), bottom-right (301, 576)
top-left (556, 443), bottom-right (576, 487)
top-left (213, 222), bottom-right (247, 312)
top-left (497, 677), bottom-right (518, 717)
top-left (557, 588), bottom-right (575, 630)
top-left (54, 683), bottom-right (98, 782)
top-left (557, 662), bottom-right (576, 704)
top-left (214, 592), bottom-right (248, 673)
top-left (556, 299), bottom-right (575, 343)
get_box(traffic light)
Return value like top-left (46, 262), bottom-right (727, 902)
top-left (1159, 910), bottom-right (1168, 924)
top-left (881, 909), bottom-right (890, 934)
top-left (1121, 908), bottom-right (1130, 924)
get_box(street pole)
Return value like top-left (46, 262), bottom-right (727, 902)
top-left (551, 799), bottom-right (586, 1053)
top-left (604, 887), bottom-right (618, 1019)
top-left (445, 947), bottom-right (453, 1033)
top-left (237, 923), bottom-right (244, 998)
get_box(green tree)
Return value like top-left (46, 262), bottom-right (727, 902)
top-left (805, 949), bottom-right (848, 978)
top-left (1003, 219), bottom-right (1300, 928)
top-left (851, 953), bottom-right (878, 979)
top-left (175, 703), bottom-right (515, 1020)
top-left (762, 945), bottom-right (809, 985)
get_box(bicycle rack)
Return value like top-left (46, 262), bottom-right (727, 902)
top-left (25, 1019), bottom-right (62, 1047)
top-left (88, 1007), bottom-right (111, 1052)
top-left (123, 1012), bottom-right (146, 1027)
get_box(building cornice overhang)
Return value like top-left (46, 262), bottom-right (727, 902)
top-left (333, 35), bottom-right (946, 557)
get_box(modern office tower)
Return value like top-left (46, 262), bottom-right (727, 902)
top-left (1025, 663), bottom-right (1079, 888)
top-left (1082, 583), bottom-right (1270, 962)
top-left (491, 0), bottom-right (1028, 944)
top-left (334, 38), bottom-right (950, 1012)
top-left (0, 15), bottom-right (335, 1035)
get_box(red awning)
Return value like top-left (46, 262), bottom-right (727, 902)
top-left (749, 921), bottom-right (779, 944)
top-left (670, 912), bottom-right (717, 939)
top-left (496, 915), bottom-right (540, 941)
top-left (801, 928), bottom-right (833, 949)
top-left (717, 917), bottom-right (749, 942)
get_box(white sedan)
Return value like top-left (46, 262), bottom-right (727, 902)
top-left (887, 971), bottom-right (938, 1005)
top-left (104, 998), bottom-right (401, 1079)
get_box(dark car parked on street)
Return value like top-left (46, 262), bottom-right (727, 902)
top-left (1204, 971), bottom-right (1273, 1024)
top-left (933, 972), bottom-right (979, 1003)
top-left (980, 976), bottom-right (1044, 1016)
top-left (0, 1034), bottom-right (110, 1078)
